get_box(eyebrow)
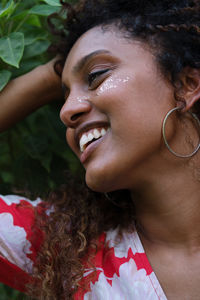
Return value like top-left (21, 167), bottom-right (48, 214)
top-left (72, 49), bottom-right (111, 74)
top-left (62, 50), bottom-right (112, 94)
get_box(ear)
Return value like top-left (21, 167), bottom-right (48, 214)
top-left (177, 67), bottom-right (200, 112)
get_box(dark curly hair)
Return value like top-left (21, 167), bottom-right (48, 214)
top-left (28, 0), bottom-right (200, 299)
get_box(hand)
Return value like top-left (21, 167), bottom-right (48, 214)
top-left (38, 56), bottom-right (65, 101)
top-left (0, 57), bottom-right (64, 132)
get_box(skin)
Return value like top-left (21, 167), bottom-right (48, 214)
top-left (61, 27), bottom-right (176, 191)
top-left (60, 26), bottom-right (200, 299)
top-left (0, 57), bottom-right (63, 132)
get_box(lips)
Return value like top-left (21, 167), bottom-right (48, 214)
top-left (74, 121), bottom-right (109, 161)
top-left (80, 132), bottom-right (108, 164)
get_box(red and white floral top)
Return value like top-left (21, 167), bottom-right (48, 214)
top-left (0, 194), bottom-right (167, 299)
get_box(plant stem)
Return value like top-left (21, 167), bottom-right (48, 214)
top-left (0, 19), bottom-right (5, 36)
top-left (14, 14), bottom-right (29, 32)
top-left (0, 25), bottom-right (3, 37)
top-left (7, 20), bottom-right (13, 35)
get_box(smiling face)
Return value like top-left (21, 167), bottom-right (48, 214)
top-left (60, 26), bottom-right (175, 192)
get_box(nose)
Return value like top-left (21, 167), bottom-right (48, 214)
top-left (60, 95), bottom-right (92, 128)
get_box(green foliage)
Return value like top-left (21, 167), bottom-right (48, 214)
top-left (0, 0), bottom-right (15, 18)
top-left (0, 70), bottom-right (11, 91)
top-left (0, 0), bottom-right (81, 298)
top-left (29, 4), bottom-right (60, 16)
top-left (0, 283), bottom-right (28, 299)
top-left (0, 32), bottom-right (24, 67)
top-left (0, 0), bottom-right (62, 86)
top-left (0, 0), bottom-right (81, 194)
top-left (43, 0), bottom-right (62, 6)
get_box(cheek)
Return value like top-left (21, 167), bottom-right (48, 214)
top-left (96, 75), bottom-right (131, 97)
top-left (84, 72), bottom-right (175, 191)
top-left (66, 129), bottom-right (78, 154)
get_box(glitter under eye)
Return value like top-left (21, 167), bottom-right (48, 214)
top-left (96, 76), bottom-right (130, 95)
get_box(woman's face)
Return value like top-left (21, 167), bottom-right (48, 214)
top-left (61, 26), bottom-right (175, 192)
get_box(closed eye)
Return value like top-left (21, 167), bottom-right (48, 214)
top-left (88, 69), bottom-right (110, 88)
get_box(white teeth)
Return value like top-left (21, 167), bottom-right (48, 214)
top-left (80, 134), bottom-right (88, 145)
top-left (93, 129), bottom-right (101, 139)
top-left (80, 134), bottom-right (89, 152)
top-left (79, 127), bottom-right (108, 152)
top-left (101, 128), bottom-right (106, 136)
top-left (88, 133), bottom-right (94, 141)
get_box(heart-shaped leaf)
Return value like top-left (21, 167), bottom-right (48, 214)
top-left (29, 4), bottom-right (60, 16)
top-left (23, 40), bottom-right (50, 59)
top-left (21, 26), bottom-right (48, 46)
top-left (0, 32), bottom-right (24, 68)
top-left (0, 70), bottom-right (12, 91)
top-left (42, 0), bottom-right (61, 6)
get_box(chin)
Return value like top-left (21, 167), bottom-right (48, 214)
top-left (85, 164), bottom-right (123, 193)
top-left (85, 173), bottom-right (108, 192)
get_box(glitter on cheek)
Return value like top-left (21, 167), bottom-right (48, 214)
top-left (76, 96), bottom-right (88, 103)
top-left (122, 77), bottom-right (130, 83)
top-left (96, 76), bottom-right (130, 96)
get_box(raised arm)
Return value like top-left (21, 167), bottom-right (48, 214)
top-left (0, 58), bottom-right (63, 132)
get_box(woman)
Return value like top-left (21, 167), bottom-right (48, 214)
top-left (0, 0), bottom-right (200, 299)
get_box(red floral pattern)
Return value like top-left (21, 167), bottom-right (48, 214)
top-left (0, 195), bottom-right (167, 299)
top-left (74, 229), bottom-right (167, 300)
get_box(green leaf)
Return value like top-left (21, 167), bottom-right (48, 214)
top-left (0, 70), bottom-right (12, 91)
top-left (11, 11), bottom-right (41, 28)
top-left (23, 40), bottom-right (50, 59)
top-left (0, 32), bottom-right (24, 68)
top-left (26, 15), bottom-right (41, 27)
top-left (14, 0), bottom-right (37, 11)
top-left (21, 26), bottom-right (48, 46)
top-left (23, 135), bottom-right (52, 172)
top-left (12, 58), bottom-right (44, 78)
top-left (0, 0), bottom-right (14, 18)
top-left (29, 4), bottom-right (60, 16)
top-left (43, 0), bottom-right (62, 6)
top-left (23, 135), bottom-right (49, 158)
top-left (11, 9), bottom-right (28, 21)
top-left (13, 154), bottom-right (49, 197)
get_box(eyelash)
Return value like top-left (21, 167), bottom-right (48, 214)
top-left (88, 69), bottom-right (110, 87)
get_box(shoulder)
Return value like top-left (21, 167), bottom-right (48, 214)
top-left (75, 227), bottom-right (155, 299)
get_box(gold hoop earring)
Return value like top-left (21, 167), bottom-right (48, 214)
top-left (162, 107), bottom-right (200, 158)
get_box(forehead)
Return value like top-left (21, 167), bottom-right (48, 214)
top-left (62, 26), bottom-right (159, 86)
top-left (65, 26), bottom-right (123, 67)
top-left (63, 26), bottom-right (151, 74)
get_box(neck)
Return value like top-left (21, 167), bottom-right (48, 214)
top-left (131, 156), bottom-right (200, 250)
